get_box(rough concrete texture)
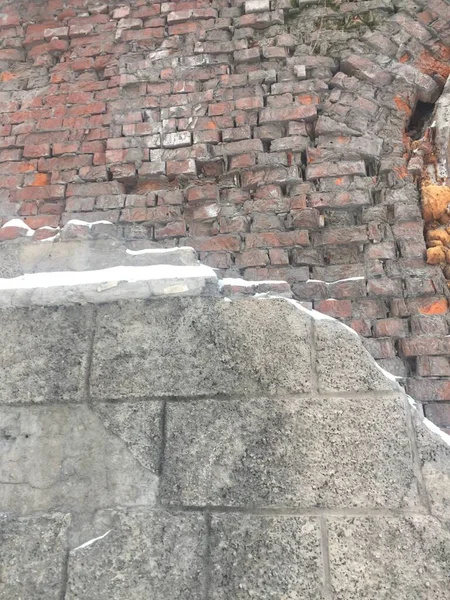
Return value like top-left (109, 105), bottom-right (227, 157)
top-left (1, 0), bottom-right (450, 430)
top-left (1, 281), bottom-right (450, 598)
top-left (66, 510), bottom-right (206, 600)
top-left (0, 304), bottom-right (94, 404)
top-left (0, 512), bottom-right (70, 600)
top-left (90, 298), bottom-right (313, 399)
top-left (161, 394), bottom-right (420, 509)
top-left (209, 515), bottom-right (324, 599)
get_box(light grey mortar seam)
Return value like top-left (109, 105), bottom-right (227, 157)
top-left (59, 546), bottom-right (70, 600)
top-left (85, 389), bottom-right (403, 405)
top-left (319, 516), bottom-right (333, 600)
top-left (155, 400), bottom-right (168, 505)
top-left (83, 305), bottom-right (98, 406)
top-left (157, 505), bottom-right (432, 517)
top-left (203, 513), bottom-right (212, 600)
top-left (403, 394), bottom-right (432, 514)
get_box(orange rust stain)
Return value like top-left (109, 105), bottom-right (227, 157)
top-left (418, 298), bottom-right (449, 315)
top-left (30, 173), bottom-right (50, 187)
top-left (399, 53), bottom-right (410, 63)
top-left (393, 165), bottom-right (409, 180)
top-left (0, 71), bottom-right (15, 82)
top-left (394, 96), bottom-right (411, 117)
top-left (415, 50), bottom-right (450, 79)
top-left (334, 178), bottom-right (344, 186)
top-left (205, 120), bottom-right (217, 130)
top-left (18, 163), bottom-right (36, 173)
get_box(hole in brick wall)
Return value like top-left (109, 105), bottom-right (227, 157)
top-left (407, 100), bottom-right (435, 141)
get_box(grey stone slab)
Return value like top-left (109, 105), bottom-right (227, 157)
top-left (315, 319), bottom-right (398, 392)
top-left (0, 304), bottom-right (94, 404)
top-left (328, 515), bottom-right (450, 599)
top-left (0, 243), bottom-right (23, 278)
top-left (160, 394), bottom-right (421, 509)
top-left (0, 512), bottom-right (70, 599)
top-left (93, 401), bottom-right (162, 471)
top-left (0, 405), bottom-right (158, 517)
top-left (413, 408), bottom-right (450, 529)
top-left (90, 298), bottom-right (313, 400)
top-left (0, 265), bottom-right (218, 307)
top-left (66, 509), bottom-right (206, 600)
top-left (209, 514), bottom-right (324, 600)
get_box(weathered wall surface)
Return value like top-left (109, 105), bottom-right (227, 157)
top-left (0, 0), bottom-right (450, 424)
top-left (1, 268), bottom-right (450, 598)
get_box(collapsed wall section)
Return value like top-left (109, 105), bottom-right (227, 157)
top-left (1, 0), bottom-right (450, 427)
top-left (0, 267), bottom-right (450, 599)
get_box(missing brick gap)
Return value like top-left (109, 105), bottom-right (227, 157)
top-left (406, 100), bottom-right (435, 141)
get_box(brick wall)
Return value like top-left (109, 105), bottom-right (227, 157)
top-left (1, 0), bottom-right (450, 428)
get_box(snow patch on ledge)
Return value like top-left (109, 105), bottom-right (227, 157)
top-left (1, 219), bottom-right (34, 236)
top-left (0, 264), bottom-right (215, 290)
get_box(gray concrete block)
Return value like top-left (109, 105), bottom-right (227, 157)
top-left (328, 515), bottom-right (450, 599)
top-left (66, 509), bottom-right (206, 600)
top-left (90, 298), bottom-right (313, 400)
top-left (0, 512), bottom-right (70, 599)
top-left (160, 394), bottom-right (421, 509)
top-left (93, 401), bottom-right (162, 471)
top-left (0, 405), bottom-right (158, 518)
top-left (413, 409), bottom-right (450, 529)
top-left (0, 305), bottom-right (94, 404)
top-left (315, 319), bottom-right (397, 392)
top-left (209, 514), bottom-right (324, 600)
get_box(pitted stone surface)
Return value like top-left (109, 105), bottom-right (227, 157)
top-left (65, 510), bottom-right (206, 600)
top-left (0, 305), bottom-right (94, 404)
top-left (413, 410), bottom-right (450, 529)
top-left (315, 318), bottom-right (397, 392)
top-left (93, 401), bottom-right (162, 472)
top-left (209, 515), bottom-right (324, 600)
top-left (161, 394), bottom-right (420, 509)
top-left (0, 513), bottom-right (70, 600)
top-left (90, 298), bottom-right (313, 400)
top-left (328, 516), bottom-right (450, 599)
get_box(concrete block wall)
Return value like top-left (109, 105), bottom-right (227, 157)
top-left (0, 0), bottom-right (450, 426)
top-left (1, 280), bottom-right (450, 598)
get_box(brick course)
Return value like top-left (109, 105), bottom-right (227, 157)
top-left (0, 0), bottom-right (450, 428)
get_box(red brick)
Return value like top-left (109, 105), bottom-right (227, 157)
top-left (367, 278), bottom-right (403, 297)
top-left (259, 105), bottom-right (317, 124)
top-left (306, 161), bottom-right (366, 179)
top-left (13, 185), bottom-right (65, 202)
top-left (423, 403), bottom-right (450, 429)
top-left (245, 230), bottom-right (309, 248)
top-left (315, 226), bottom-right (367, 246)
top-left (67, 182), bottom-right (125, 196)
top-left (315, 299), bottom-right (352, 318)
top-left (417, 356), bottom-right (450, 377)
top-left (374, 318), bottom-right (409, 338)
top-left (363, 337), bottom-right (396, 359)
top-left (187, 185), bottom-right (219, 203)
top-left (183, 235), bottom-right (241, 252)
top-left (399, 336), bottom-right (450, 357)
top-left (406, 378), bottom-right (450, 402)
top-left (154, 221), bottom-right (186, 239)
top-left (235, 249), bottom-right (269, 268)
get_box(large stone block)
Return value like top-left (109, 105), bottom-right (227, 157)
top-left (0, 405), bottom-right (158, 520)
top-left (66, 509), bottom-right (206, 600)
top-left (160, 394), bottom-right (421, 509)
top-left (0, 513), bottom-right (70, 599)
top-left (315, 318), bottom-right (397, 392)
top-left (90, 298), bottom-right (313, 400)
top-left (328, 515), bottom-right (450, 599)
top-left (413, 408), bottom-right (450, 529)
top-left (0, 305), bottom-right (93, 404)
top-left (209, 514), bottom-right (324, 600)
